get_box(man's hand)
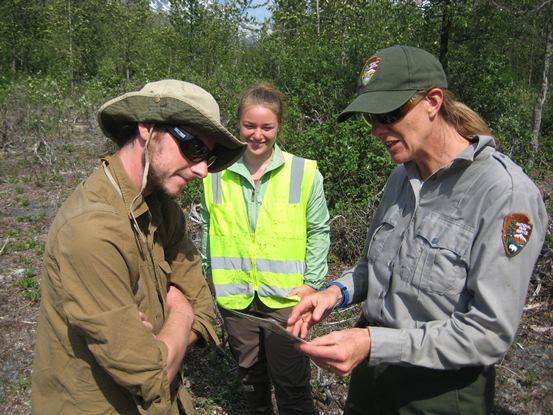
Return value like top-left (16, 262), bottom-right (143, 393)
top-left (288, 284), bottom-right (317, 299)
top-left (296, 328), bottom-right (371, 377)
top-left (287, 285), bottom-right (343, 338)
top-left (139, 311), bottom-right (154, 333)
top-left (156, 285), bottom-right (195, 382)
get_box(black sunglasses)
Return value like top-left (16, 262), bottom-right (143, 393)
top-left (362, 93), bottom-right (425, 125)
top-left (165, 126), bottom-right (216, 166)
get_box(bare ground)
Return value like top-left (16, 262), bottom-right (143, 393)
top-left (0, 121), bottom-right (551, 414)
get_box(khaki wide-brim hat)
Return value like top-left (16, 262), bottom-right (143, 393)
top-left (97, 79), bottom-right (246, 172)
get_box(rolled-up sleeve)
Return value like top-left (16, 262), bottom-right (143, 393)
top-left (165, 204), bottom-right (219, 346)
top-left (199, 192), bottom-right (212, 277)
top-left (304, 170), bottom-right (330, 289)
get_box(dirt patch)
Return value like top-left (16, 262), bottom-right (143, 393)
top-left (0, 122), bottom-right (551, 414)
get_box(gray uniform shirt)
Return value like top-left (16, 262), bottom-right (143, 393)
top-left (336, 135), bottom-right (548, 369)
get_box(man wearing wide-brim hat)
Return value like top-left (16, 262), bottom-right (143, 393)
top-left (32, 80), bottom-right (246, 414)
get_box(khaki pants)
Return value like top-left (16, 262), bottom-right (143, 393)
top-left (220, 296), bottom-right (317, 415)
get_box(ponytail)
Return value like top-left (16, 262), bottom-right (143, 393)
top-left (440, 89), bottom-right (492, 140)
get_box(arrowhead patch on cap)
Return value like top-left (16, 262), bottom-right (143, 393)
top-left (360, 55), bottom-right (381, 86)
top-left (502, 213), bottom-right (533, 257)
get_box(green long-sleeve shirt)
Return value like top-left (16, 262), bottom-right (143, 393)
top-left (200, 144), bottom-right (330, 289)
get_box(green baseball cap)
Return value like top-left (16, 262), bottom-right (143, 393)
top-left (337, 45), bottom-right (448, 123)
top-left (97, 79), bottom-right (246, 172)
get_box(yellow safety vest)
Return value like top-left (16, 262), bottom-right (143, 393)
top-left (203, 152), bottom-right (317, 309)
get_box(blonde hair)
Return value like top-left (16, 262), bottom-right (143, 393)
top-left (439, 89), bottom-right (492, 139)
top-left (236, 82), bottom-right (286, 125)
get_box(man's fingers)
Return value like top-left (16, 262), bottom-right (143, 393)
top-left (138, 311), bottom-right (154, 332)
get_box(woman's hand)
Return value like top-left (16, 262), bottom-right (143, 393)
top-left (296, 328), bottom-right (371, 377)
top-left (287, 284), bottom-right (343, 338)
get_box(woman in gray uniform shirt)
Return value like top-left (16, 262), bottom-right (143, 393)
top-left (287, 45), bottom-right (548, 414)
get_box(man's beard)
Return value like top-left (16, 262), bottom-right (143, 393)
top-left (146, 167), bottom-right (178, 199)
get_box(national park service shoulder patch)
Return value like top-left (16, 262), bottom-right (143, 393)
top-left (502, 213), bottom-right (533, 257)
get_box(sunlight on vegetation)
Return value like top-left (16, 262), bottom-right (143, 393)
top-left (19, 268), bottom-right (41, 302)
top-left (0, 0), bottom-right (551, 413)
top-left (0, 0), bottom-right (550, 234)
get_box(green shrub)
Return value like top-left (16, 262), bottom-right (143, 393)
top-left (286, 119), bottom-right (394, 215)
top-left (19, 268), bottom-right (40, 302)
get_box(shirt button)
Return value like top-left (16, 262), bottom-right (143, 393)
top-left (379, 292), bottom-right (385, 299)
top-left (431, 237), bottom-right (439, 244)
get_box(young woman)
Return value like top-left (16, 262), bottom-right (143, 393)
top-left (288, 45), bottom-right (548, 414)
top-left (201, 82), bottom-right (330, 414)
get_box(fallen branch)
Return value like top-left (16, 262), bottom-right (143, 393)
top-left (188, 203), bottom-right (201, 225)
top-left (528, 282), bottom-right (542, 302)
top-left (33, 133), bottom-right (56, 166)
top-left (315, 366), bottom-right (338, 406)
top-left (0, 316), bottom-right (36, 325)
top-left (328, 215), bottom-right (346, 226)
top-left (497, 364), bottom-right (524, 380)
top-left (0, 238), bottom-right (9, 255)
top-left (321, 316), bottom-right (358, 327)
top-left (530, 325), bottom-right (552, 333)
top-left (523, 301), bottom-right (547, 311)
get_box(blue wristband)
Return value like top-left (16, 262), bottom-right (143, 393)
top-left (324, 281), bottom-right (349, 309)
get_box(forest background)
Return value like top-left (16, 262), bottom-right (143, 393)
top-left (0, 0), bottom-right (552, 414)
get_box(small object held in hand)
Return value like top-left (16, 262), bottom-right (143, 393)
top-left (223, 308), bottom-right (307, 343)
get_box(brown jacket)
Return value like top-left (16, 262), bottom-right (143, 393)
top-left (32, 155), bottom-right (218, 414)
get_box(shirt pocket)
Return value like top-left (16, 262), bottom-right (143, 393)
top-left (367, 204), bottom-right (401, 263)
top-left (158, 259), bottom-right (172, 287)
top-left (157, 259), bottom-right (171, 304)
top-left (136, 259), bottom-right (169, 332)
top-left (404, 212), bottom-right (472, 295)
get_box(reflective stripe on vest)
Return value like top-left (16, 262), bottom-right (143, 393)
top-left (203, 152), bottom-right (317, 309)
top-left (214, 283), bottom-right (293, 298)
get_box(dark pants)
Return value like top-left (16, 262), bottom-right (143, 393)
top-left (221, 297), bottom-right (317, 415)
top-left (345, 362), bottom-right (495, 415)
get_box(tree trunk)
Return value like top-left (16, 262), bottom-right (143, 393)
top-left (315, 0), bottom-right (320, 35)
top-left (531, 2), bottom-right (553, 153)
top-left (11, 42), bottom-right (16, 74)
top-left (67, 0), bottom-right (74, 93)
top-left (439, 0), bottom-right (451, 71)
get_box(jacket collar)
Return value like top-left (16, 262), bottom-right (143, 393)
top-left (102, 154), bottom-right (151, 219)
top-left (404, 134), bottom-right (497, 180)
top-left (455, 135), bottom-right (496, 162)
top-left (227, 143), bottom-right (286, 181)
